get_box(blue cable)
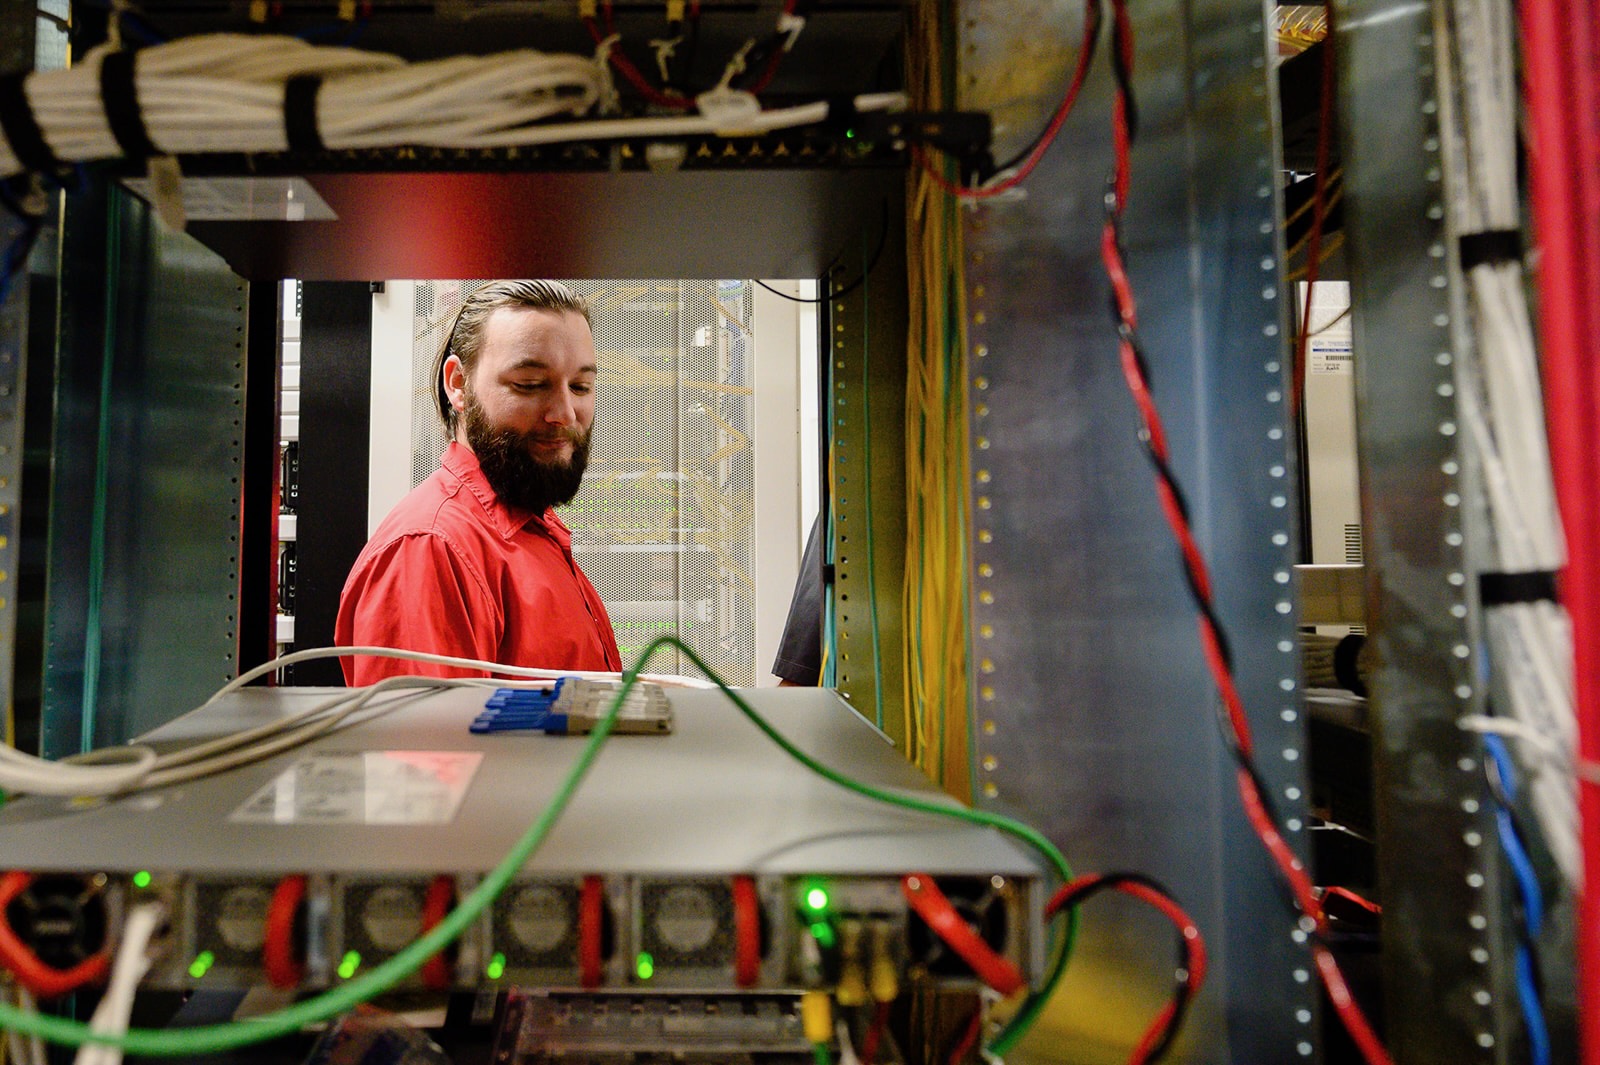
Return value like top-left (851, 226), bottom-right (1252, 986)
top-left (1484, 733), bottom-right (1551, 1065)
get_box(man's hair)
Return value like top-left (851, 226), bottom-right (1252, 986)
top-left (434, 280), bottom-right (592, 433)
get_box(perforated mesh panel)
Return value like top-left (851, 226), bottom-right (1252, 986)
top-left (410, 280), bottom-right (756, 684)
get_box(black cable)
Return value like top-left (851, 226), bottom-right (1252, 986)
top-left (1046, 873), bottom-right (1200, 1065)
top-left (755, 200), bottom-right (889, 305)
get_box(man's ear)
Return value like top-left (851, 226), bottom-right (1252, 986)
top-left (442, 354), bottom-right (468, 413)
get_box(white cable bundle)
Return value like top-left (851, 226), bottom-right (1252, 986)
top-left (0, 33), bottom-right (604, 176)
top-left (0, 645), bottom-right (712, 799)
top-left (0, 33), bottom-right (905, 176)
top-left (316, 49), bottom-right (602, 148)
top-left (1440, 0), bottom-right (1578, 885)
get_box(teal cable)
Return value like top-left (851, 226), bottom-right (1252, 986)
top-left (80, 193), bottom-right (122, 754)
top-left (0, 637), bottom-right (1077, 1056)
top-left (857, 237), bottom-right (886, 732)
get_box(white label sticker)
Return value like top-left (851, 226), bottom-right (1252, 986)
top-left (231, 751), bottom-right (483, 825)
top-left (1309, 340), bottom-right (1354, 375)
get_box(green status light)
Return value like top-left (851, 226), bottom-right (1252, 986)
top-left (132, 871), bottom-right (152, 889)
top-left (337, 951), bottom-right (362, 980)
top-left (636, 952), bottom-right (655, 981)
top-left (803, 885), bottom-right (830, 914)
top-left (187, 951), bottom-right (215, 980)
top-left (486, 953), bottom-right (506, 981)
top-left (809, 920), bottom-right (837, 951)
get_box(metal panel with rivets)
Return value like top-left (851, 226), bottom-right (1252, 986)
top-left (826, 220), bottom-right (909, 748)
top-left (40, 184), bottom-right (251, 754)
top-left (0, 212), bottom-right (26, 744)
top-left (1338, 0), bottom-right (1547, 1058)
top-left (955, 0), bottom-right (1315, 1061)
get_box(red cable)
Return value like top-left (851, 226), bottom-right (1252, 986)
top-left (420, 876), bottom-right (455, 990)
top-left (946, 1004), bottom-right (984, 1065)
top-left (579, 875), bottom-right (604, 988)
top-left (861, 1000), bottom-right (890, 1065)
top-left (917, 0), bottom-right (1100, 198)
top-left (0, 872), bottom-right (110, 999)
top-left (731, 875), bottom-right (762, 987)
top-left (1314, 943), bottom-right (1390, 1065)
top-left (1321, 887), bottom-right (1381, 917)
top-left (1519, 0), bottom-right (1600, 1057)
top-left (1129, 1001), bottom-right (1181, 1065)
top-left (900, 875), bottom-right (1024, 996)
top-left (262, 874), bottom-right (307, 990)
top-left (1095, 0), bottom-right (1388, 1056)
top-left (1045, 874), bottom-right (1207, 1065)
top-left (584, 16), bottom-right (693, 111)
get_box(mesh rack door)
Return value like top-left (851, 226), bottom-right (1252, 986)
top-left (411, 280), bottom-right (757, 684)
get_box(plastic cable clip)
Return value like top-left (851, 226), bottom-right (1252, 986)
top-left (696, 87), bottom-right (762, 132)
top-left (776, 12), bottom-right (806, 50)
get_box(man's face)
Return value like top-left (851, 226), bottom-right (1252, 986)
top-left (449, 306), bottom-right (597, 514)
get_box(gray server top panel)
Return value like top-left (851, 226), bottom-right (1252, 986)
top-left (0, 686), bottom-right (1042, 881)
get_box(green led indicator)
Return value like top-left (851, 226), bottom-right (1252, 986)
top-left (809, 921), bottom-right (836, 950)
top-left (804, 886), bottom-right (829, 913)
top-left (486, 953), bottom-right (506, 980)
top-left (187, 951), bottom-right (215, 980)
top-left (337, 951), bottom-right (362, 979)
top-left (132, 871), bottom-right (152, 889)
top-left (636, 952), bottom-right (655, 980)
top-left (845, 128), bottom-right (857, 139)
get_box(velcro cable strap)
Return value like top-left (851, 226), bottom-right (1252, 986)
top-left (1459, 229), bottom-right (1524, 270)
top-left (99, 49), bottom-right (160, 162)
top-left (283, 75), bottom-right (326, 154)
top-left (0, 73), bottom-right (61, 173)
top-left (1479, 569), bottom-right (1559, 606)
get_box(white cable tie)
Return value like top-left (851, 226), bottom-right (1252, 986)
top-left (1456, 713), bottom-right (1570, 763)
top-left (835, 1019), bottom-right (863, 1065)
top-left (777, 12), bottom-right (806, 51)
top-left (107, 0), bottom-right (128, 52)
top-left (591, 33), bottom-right (623, 114)
top-left (715, 37), bottom-right (756, 91)
top-left (648, 35), bottom-right (681, 84)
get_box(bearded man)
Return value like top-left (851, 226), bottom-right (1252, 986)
top-left (335, 280), bottom-right (621, 685)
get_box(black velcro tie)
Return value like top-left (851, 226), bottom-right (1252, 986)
top-left (0, 73), bottom-right (61, 173)
top-left (1458, 229), bottom-right (1524, 270)
top-left (1479, 569), bottom-right (1559, 606)
top-left (99, 49), bottom-right (160, 162)
top-left (283, 75), bottom-right (326, 154)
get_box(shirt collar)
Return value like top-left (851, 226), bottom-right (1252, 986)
top-left (442, 441), bottom-right (572, 546)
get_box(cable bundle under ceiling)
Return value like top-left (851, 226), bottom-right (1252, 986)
top-left (0, 32), bottom-right (905, 179)
top-left (0, 34), bottom-right (599, 175)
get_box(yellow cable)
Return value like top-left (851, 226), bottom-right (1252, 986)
top-left (899, 0), bottom-right (972, 801)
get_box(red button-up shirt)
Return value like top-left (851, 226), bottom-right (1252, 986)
top-left (335, 443), bottom-right (621, 685)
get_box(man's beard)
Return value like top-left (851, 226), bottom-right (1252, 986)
top-left (463, 395), bottom-right (591, 515)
